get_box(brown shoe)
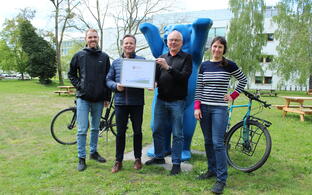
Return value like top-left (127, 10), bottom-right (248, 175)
top-left (134, 158), bottom-right (142, 170)
top-left (111, 161), bottom-right (122, 173)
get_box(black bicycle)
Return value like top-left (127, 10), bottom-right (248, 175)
top-left (50, 94), bottom-right (117, 145)
top-left (225, 90), bottom-right (272, 172)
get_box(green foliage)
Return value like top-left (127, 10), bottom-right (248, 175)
top-left (0, 40), bottom-right (16, 71)
top-left (61, 41), bottom-right (84, 73)
top-left (19, 20), bottom-right (56, 84)
top-left (0, 16), bottom-right (30, 75)
top-left (272, 0), bottom-right (312, 85)
top-left (227, 0), bottom-right (267, 78)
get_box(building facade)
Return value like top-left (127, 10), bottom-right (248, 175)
top-left (87, 7), bottom-right (308, 91)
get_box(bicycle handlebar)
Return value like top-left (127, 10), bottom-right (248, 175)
top-left (241, 90), bottom-right (271, 108)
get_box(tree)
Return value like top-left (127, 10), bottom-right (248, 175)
top-left (75, 0), bottom-right (109, 49)
top-left (50, 0), bottom-right (80, 85)
top-left (227, 0), bottom-right (266, 79)
top-left (272, 0), bottom-right (312, 88)
top-left (19, 19), bottom-right (57, 84)
top-left (0, 40), bottom-right (16, 72)
top-left (0, 10), bottom-right (33, 77)
top-left (112, 0), bottom-right (173, 55)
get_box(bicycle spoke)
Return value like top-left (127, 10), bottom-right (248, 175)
top-left (225, 120), bottom-right (271, 172)
top-left (51, 108), bottom-right (77, 145)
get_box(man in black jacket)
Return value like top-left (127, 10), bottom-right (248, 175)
top-left (68, 29), bottom-right (111, 171)
top-left (145, 30), bottom-right (192, 175)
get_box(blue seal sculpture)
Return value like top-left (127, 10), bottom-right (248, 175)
top-left (139, 18), bottom-right (213, 160)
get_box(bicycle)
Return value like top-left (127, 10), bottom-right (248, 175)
top-left (225, 90), bottom-right (272, 173)
top-left (50, 94), bottom-right (117, 145)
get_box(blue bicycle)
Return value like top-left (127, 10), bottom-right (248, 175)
top-left (225, 90), bottom-right (272, 172)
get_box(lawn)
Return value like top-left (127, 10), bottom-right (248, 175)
top-left (0, 79), bottom-right (311, 194)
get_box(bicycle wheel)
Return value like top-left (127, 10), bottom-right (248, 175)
top-left (99, 110), bottom-right (117, 136)
top-left (108, 110), bottom-right (117, 136)
top-left (50, 107), bottom-right (77, 145)
top-left (225, 120), bottom-right (272, 172)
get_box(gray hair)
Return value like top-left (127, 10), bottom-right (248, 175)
top-left (168, 30), bottom-right (183, 42)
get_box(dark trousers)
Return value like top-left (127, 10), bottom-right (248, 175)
top-left (115, 105), bottom-right (143, 162)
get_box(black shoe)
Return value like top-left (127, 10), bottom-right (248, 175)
top-left (77, 158), bottom-right (87, 171)
top-left (170, 164), bottom-right (181, 175)
top-left (90, 151), bottom-right (106, 163)
top-left (211, 181), bottom-right (226, 194)
top-left (196, 170), bottom-right (216, 180)
top-left (145, 158), bottom-right (165, 165)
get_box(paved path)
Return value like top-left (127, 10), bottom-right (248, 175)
top-left (123, 144), bottom-right (197, 172)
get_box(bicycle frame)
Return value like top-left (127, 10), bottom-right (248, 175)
top-left (227, 99), bottom-right (252, 133)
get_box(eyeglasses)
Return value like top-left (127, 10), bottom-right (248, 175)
top-left (168, 39), bottom-right (181, 42)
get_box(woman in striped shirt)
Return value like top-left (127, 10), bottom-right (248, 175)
top-left (194, 36), bottom-right (247, 194)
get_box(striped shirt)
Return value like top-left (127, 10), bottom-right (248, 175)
top-left (195, 60), bottom-right (247, 106)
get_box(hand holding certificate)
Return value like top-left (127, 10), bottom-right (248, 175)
top-left (120, 59), bottom-right (156, 89)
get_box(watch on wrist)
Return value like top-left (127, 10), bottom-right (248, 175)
top-left (168, 66), bottom-right (173, 72)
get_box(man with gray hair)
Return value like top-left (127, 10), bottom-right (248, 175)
top-left (145, 30), bottom-right (192, 175)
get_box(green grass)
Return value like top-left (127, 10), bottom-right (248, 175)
top-left (0, 79), bottom-right (312, 194)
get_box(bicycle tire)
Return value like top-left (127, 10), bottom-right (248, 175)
top-left (225, 120), bottom-right (272, 173)
top-left (50, 107), bottom-right (77, 145)
top-left (108, 110), bottom-right (117, 136)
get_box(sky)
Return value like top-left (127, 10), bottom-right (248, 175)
top-left (0, 0), bottom-right (280, 31)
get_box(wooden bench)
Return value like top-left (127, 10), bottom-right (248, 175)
top-left (54, 90), bottom-right (75, 96)
top-left (256, 89), bottom-right (277, 97)
top-left (273, 105), bottom-right (312, 110)
top-left (282, 107), bottom-right (312, 121)
top-left (54, 86), bottom-right (76, 96)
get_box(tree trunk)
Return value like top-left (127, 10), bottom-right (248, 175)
top-left (55, 7), bottom-right (64, 85)
top-left (309, 75), bottom-right (312, 90)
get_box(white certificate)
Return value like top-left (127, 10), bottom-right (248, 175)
top-left (120, 59), bottom-right (156, 89)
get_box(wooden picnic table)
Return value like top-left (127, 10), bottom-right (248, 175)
top-left (54, 86), bottom-right (76, 95)
top-left (279, 96), bottom-right (312, 121)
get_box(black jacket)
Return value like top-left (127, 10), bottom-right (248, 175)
top-left (156, 51), bottom-right (192, 101)
top-left (68, 47), bottom-right (111, 102)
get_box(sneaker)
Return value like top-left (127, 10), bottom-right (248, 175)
top-left (170, 164), bottom-right (181, 175)
top-left (77, 158), bottom-right (87, 172)
top-left (211, 181), bottom-right (226, 194)
top-left (134, 158), bottom-right (143, 170)
top-left (145, 158), bottom-right (165, 165)
top-left (111, 161), bottom-right (122, 173)
top-left (90, 151), bottom-right (106, 163)
top-left (196, 170), bottom-right (216, 180)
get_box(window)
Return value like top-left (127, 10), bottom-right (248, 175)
top-left (255, 76), bottom-right (272, 84)
top-left (259, 55), bottom-right (273, 63)
top-left (255, 76), bottom-right (263, 84)
top-left (259, 56), bottom-right (264, 63)
top-left (265, 55), bottom-right (273, 62)
top-left (267, 33), bottom-right (274, 41)
top-left (264, 76), bottom-right (272, 84)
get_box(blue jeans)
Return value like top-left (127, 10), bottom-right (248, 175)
top-left (76, 98), bottom-right (104, 158)
top-left (199, 104), bottom-right (228, 184)
top-left (115, 105), bottom-right (143, 162)
top-left (153, 98), bottom-right (185, 164)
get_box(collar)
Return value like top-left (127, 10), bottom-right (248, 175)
top-left (121, 52), bottom-right (136, 59)
top-left (83, 47), bottom-right (101, 54)
top-left (167, 50), bottom-right (183, 57)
